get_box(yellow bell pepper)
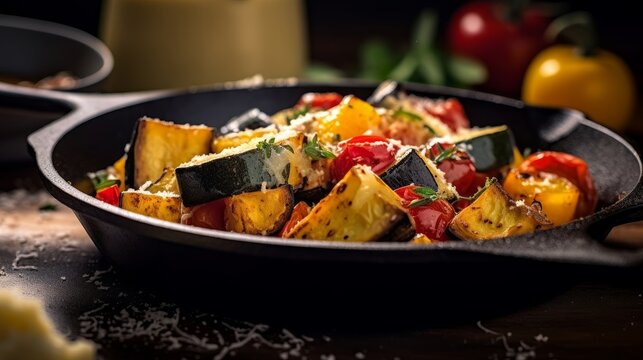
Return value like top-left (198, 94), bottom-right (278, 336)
top-left (523, 46), bottom-right (635, 130)
top-left (522, 13), bottom-right (636, 131)
top-left (315, 95), bottom-right (381, 143)
top-left (503, 168), bottom-right (580, 226)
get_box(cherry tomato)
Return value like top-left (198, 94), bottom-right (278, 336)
top-left (298, 92), bottom-right (343, 110)
top-left (279, 201), bottom-right (311, 237)
top-left (95, 184), bottom-right (120, 207)
top-left (422, 98), bottom-right (470, 131)
top-left (330, 135), bottom-right (399, 182)
top-left (182, 198), bottom-right (226, 230)
top-left (395, 185), bottom-right (456, 241)
top-left (519, 151), bottom-right (597, 217)
top-left (428, 142), bottom-right (477, 195)
top-left (447, 1), bottom-right (550, 96)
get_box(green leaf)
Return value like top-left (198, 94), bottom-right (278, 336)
top-left (392, 107), bottom-right (423, 122)
top-left (418, 49), bottom-right (445, 86)
top-left (389, 53), bottom-right (418, 82)
top-left (409, 186), bottom-right (439, 208)
top-left (447, 55), bottom-right (488, 86)
top-left (303, 135), bottom-right (336, 160)
top-left (286, 104), bottom-right (310, 124)
top-left (359, 39), bottom-right (399, 81)
top-left (459, 177), bottom-right (498, 201)
top-left (433, 144), bottom-right (457, 164)
top-left (413, 10), bottom-right (438, 52)
top-left (257, 138), bottom-right (293, 158)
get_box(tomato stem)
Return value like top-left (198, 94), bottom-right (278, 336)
top-left (546, 11), bottom-right (598, 57)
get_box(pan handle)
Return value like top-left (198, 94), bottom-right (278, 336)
top-left (587, 182), bottom-right (643, 240)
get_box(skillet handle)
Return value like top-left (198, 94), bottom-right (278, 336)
top-left (587, 182), bottom-right (643, 240)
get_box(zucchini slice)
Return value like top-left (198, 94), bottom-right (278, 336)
top-left (121, 190), bottom-right (182, 223)
top-left (449, 183), bottom-right (553, 240)
top-left (452, 125), bottom-right (516, 172)
top-left (124, 117), bottom-right (214, 188)
top-left (380, 149), bottom-right (439, 191)
top-left (286, 165), bottom-right (414, 243)
top-left (224, 185), bottom-right (295, 235)
top-left (219, 108), bottom-right (273, 135)
top-left (212, 127), bottom-right (278, 153)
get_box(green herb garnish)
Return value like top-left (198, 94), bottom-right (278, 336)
top-left (393, 107), bottom-right (423, 122)
top-left (433, 143), bottom-right (458, 164)
top-left (257, 138), bottom-right (294, 158)
top-left (408, 186), bottom-right (440, 208)
top-left (423, 124), bottom-right (436, 135)
top-left (459, 177), bottom-right (497, 201)
top-left (88, 170), bottom-right (119, 192)
top-left (303, 135), bottom-right (336, 160)
top-left (38, 203), bottom-right (58, 212)
top-left (286, 104), bottom-right (311, 124)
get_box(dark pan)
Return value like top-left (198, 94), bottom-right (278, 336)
top-left (13, 80), bottom-right (643, 298)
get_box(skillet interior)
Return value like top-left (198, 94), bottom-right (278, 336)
top-left (33, 82), bottom-right (643, 314)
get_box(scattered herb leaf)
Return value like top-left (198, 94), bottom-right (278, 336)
top-left (433, 143), bottom-right (458, 164)
top-left (304, 135), bottom-right (336, 160)
top-left (286, 104), bottom-right (311, 124)
top-left (393, 107), bottom-right (423, 122)
top-left (459, 177), bottom-right (498, 201)
top-left (88, 170), bottom-right (119, 192)
top-left (423, 124), bottom-right (436, 135)
top-left (38, 203), bottom-right (58, 212)
top-left (257, 138), bottom-right (293, 158)
top-left (409, 186), bottom-right (440, 208)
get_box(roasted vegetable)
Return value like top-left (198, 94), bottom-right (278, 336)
top-left (181, 199), bottom-right (226, 230)
top-left (147, 168), bottom-right (179, 194)
top-left (315, 95), bottom-right (381, 143)
top-left (278, 201), bottom-right (311, 237)
top-left (212, 127), bottom-right (278, 153)
top-left (449, 183), bottom-right (552, 240)
top-left (395, 185), bottom-right (455, 241)
top-left (503, 168), bottom-right (580, 226)
top-left (451, 125), bottom-right (516, 172)
top-left (224, 185), bottom-right (294, 235)
top-left (219, 108), bottom-right (273, 135)
top-left (380, 149), bottom-right (440, 190)
top-left (121, 190), bottom-right (182, 223)
top-left (286, 165), bottom-right (414, 242)
top-left (125, 117), bottom-right (213, 188)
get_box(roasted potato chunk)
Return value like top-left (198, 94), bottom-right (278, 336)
top-left (286, 165), bottom-right (413, 242)
top-left (224, 185), bottom-right (294, 235)
top-left (121, 190), bottom-right (182, 223)
top-left (449, 183), bottom-right (553, 240)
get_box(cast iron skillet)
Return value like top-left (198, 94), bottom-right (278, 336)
top-left (10, 80), bottom-right (643, 285)
top-left (0, 15), bottom-right (113, 163)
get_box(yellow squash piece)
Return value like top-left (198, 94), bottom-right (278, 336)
top-left (315, 95), bottom-right (381, 143)
top-left (224, 185), bottom-right (294, 235)
top-left (449, 183), bottom-right (553, 240)
top-left (121, 190), bottom-right (182, 223)
top-left (286, 165), bottom-right (413, 242)
top-left (131, 117), bottom-right (213, 188)
top-left (146, 168), bottom-right (179, 194)
top-left (503, 168), bottom-right (580, 226)
top-left (212, 127), bottom-right (278, 153)
top-left (112, 155), bottom-right (126, 191)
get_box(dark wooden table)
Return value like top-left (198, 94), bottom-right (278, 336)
top-left (1, 165), bottom-right (643, 360)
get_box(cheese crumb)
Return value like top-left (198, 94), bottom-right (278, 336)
top-left (0, 289), bottom-right (96, 360)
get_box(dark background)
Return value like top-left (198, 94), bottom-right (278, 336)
top-left (1, 0), bottom-right (642, 84)
top-left (2, 0), bottom-right (642, 143)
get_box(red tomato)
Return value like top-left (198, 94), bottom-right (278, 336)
top-left (279, 201), bottom-right (311, 237)
top-left (330, 136), bottom-right (400, 182)
top-left (519, 151), bottom-right (597, 217)
top-left (95, 184), bottom-right (120, 206)
top-left (423, 98), bottom-right (470, 131)
top-left (395, 185), bottom-right (455, 241)
top-left (428, 142), bottom-right (477, 195)
top-left (298, 92), bottom-right (343, 110)
top-left (182, 198), bottom-right (226, 230)
top-left (447, 1), bottom-right (549, 96)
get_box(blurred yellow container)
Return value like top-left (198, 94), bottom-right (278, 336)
top-left (100, 0), bottom-right (307, 91)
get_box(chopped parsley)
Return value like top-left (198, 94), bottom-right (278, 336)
top-left (286, 104), bottom-right (311, 124)
top-left (408, 186), bottom-right (440, 208)
top-left (303, 135), bottom-right (336, 160)
top-left (88, 170), bottom-right (119, 192)
top-left (433, 143), bottom-right (458, 164)
top-left (393, 107), bottom-right (423, 122)
top-left (257, 137), bottom-right (294, 158)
